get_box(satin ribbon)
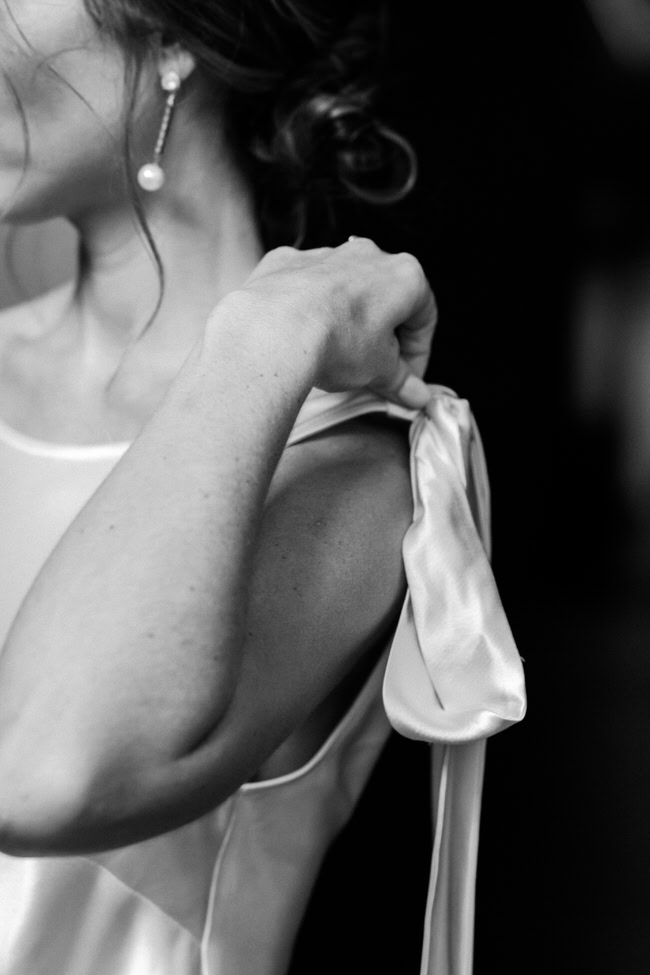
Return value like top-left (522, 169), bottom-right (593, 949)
top-left (382, 389), bottom-right (526, 975)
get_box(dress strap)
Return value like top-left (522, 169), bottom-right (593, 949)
top-left (286, 387), bottom-right (408, 447)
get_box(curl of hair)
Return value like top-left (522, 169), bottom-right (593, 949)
top-left (84, 0), bottom-right (417, 245)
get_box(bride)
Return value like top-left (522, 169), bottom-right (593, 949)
top-left (0, 2), bottom-right (525, 973)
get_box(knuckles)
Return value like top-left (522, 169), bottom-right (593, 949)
top-left (247, 243), bottom-right (433, 333)
top-left (258, 245), bottom-right (301, 268)
top-left (392, 252), bottom-right (426, 288)
top-left (343, 236), bottom-right (379, 251)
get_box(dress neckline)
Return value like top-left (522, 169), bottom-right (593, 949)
top-left (0, 386), bottom-right (417, 461)
top-left (0, 387), bottom-right (345, 461)
top-left (0, 415), bottom-right (131, 460)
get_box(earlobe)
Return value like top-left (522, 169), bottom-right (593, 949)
top-left (138, 43), bottom-right (193, 194)
top-left (158, 43), bottom-right (196, 85)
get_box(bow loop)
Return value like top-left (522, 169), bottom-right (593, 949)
top-left (383, 391), bottom-right (526, 743)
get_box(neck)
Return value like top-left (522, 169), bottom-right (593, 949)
top-left (65, 147), bottom-right (264, 380)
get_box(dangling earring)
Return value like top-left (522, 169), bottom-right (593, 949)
top-left (137, 69), bottom-right (181, 192)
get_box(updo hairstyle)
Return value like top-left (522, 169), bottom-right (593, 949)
top-left (84, 0), bottom-right (417, 245)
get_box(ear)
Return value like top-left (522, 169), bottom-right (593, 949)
top-left (157, 42), bottom-right (196, 85)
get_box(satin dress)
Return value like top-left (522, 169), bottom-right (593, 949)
top-left (0, 385), bottom-right (526, 975)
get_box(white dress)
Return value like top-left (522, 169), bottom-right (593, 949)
top-left (0, 385), bottom-right (526, 975)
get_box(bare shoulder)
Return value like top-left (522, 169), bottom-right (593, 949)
top-left (268, 412), bottom-right (413, 562)
top-left (274, 412), bottom-right (411, 504)
top-left (251, 411), bottom-right (413, 663)
top-left (229, 413), bottom-right (414, 779)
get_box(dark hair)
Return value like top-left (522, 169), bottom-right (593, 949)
top-left (2, 1), bottom-right (417, 341)
top-left (83, 0), bottom-right (417, 247)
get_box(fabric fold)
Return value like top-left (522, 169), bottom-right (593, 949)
top-left (383, 391), bottom-right (526, 743)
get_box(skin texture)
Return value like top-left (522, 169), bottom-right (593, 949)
top-left (0, 0), bottom-right (145, 222)
top-left (0, 2), bottom-right (436, 855)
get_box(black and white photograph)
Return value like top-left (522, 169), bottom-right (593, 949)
top-left (0, 2), bottom-right (647, 974)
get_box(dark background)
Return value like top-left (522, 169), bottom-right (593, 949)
top-left (292, 3), bottom-right (649, 972)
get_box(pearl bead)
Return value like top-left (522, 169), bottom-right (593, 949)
top-left (161, 70), bottom-right (181, 93)
top-left (137, 163), bottom-right (165, 192)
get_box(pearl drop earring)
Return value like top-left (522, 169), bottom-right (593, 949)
top-left (137, 69), bottom-right (181, 192)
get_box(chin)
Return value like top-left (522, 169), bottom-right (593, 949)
top-left (0, 175), bottom-right (61, 227)
top-left (1, 200), bottom-right (67, 228)
top-left (0, 169), bottom-right (117, 227)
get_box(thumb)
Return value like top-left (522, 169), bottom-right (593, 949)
top-left (369, 359), bottom-right (431, 410)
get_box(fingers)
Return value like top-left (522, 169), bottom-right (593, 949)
top-left (368, 253), bottom-right (436, 407)
top-left (395, 298), bottom-right (436, 380)
top-left (337, 244), bottom-right (436, 404)
top-left (344, 245), bottom-right (436, 381)
top-left (247, 238), bottom-right (437, 407)
top-left (392, 255), bottom-right (437, 379)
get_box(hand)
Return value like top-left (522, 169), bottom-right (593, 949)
top-left (237, 238), bottom-right (437, 409)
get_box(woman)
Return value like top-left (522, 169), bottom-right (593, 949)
top-left (0, 2), bottom-right (526, 974)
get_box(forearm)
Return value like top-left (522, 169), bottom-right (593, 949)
top-left (0, 240), bottom-right (435, 853)
top-left (0, 293), bottom-right (322, 813)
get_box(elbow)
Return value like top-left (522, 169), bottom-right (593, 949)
top-left (0, 738), bottom-right (234, 857)
top-left (0, 676), bottom-right (245, 855)
top-left (0, 704), bottom-right (238, 857)
top-left (0, 736), bottom-right (176, 856)
top-left (0, 748), bottom-right (96, 856)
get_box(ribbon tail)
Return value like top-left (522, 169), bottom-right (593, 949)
top-left (381, 390), bottom-right (527, 975)
top-left (419, 741), bottom-right (486, 975)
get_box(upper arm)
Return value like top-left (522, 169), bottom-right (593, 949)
top-left (211, 416), bottom-right (413, 782)
top-left (113, 417), bottom-right (413, 841)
